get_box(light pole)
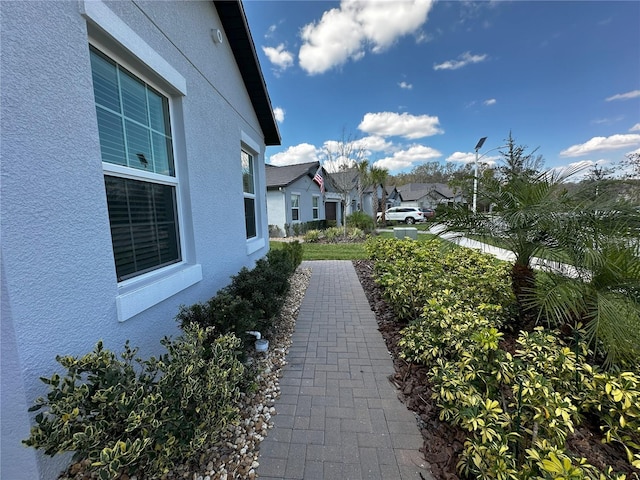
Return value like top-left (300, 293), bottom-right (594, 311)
top-left (473, 138), bottom-right (507, 214)
top-left (473, 137), bottom-right (487, 214)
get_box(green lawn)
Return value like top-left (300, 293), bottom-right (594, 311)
top-left (270, 232), bottom-right (439, 261)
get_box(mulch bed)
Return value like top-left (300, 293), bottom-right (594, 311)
top-left (352, 259), bottom-right (638, 480)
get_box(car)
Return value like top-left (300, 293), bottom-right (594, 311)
top-left (420, 208), bottom-right (436, 219)
top-left (377, 207), bottom-right (425, 224)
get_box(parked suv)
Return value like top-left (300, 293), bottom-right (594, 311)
top-left (377, 207), bottom-right (424, 224)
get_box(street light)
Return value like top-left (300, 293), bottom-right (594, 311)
top-left (473, 137), bottom-right (487, 214)
top-left (473, 138), bottom-right (507, 213)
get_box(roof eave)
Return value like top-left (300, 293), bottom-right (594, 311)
top-left (213, 0), bottom-right (281, 146)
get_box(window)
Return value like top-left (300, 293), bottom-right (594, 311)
top-left (291, 194), bottom-right (300, 221)
top-left (242, 149), bottom-right (257, 239)
top-left (312, 195), bottom-right (319, 220)
top-left (91, 45), bottom-right (181, 281)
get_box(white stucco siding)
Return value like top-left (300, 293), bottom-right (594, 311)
top-left (267, 189), bottom-right (287, 233)
top-left (1, 2), bottom-right (269, 478)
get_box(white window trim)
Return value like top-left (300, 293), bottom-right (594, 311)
top-left (85, 0), bottom-right (201, 322)
top-left (291, 192), bottom-right (301, 223)
top-left (312, 195), bottom-right (320, 220)
top-left (242, 131), bottom-right (265, 255)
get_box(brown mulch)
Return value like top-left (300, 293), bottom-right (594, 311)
top-left (352, 259), bottom-right (638, 480)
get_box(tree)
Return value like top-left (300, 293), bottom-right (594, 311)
top-left (497, 131), bottom-right (544, 183)
top-left (439, 135), bottom-right (640, 366)
top-left (620, 151), bottom-right (640, 180)
top-left (369, 166), bottom-right (389, 223)
top-left (355, 160), bottom-right (370, 212)
top-left (322, 131), bottom-right (368, 235)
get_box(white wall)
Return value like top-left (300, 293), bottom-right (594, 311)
top-left (0, 2), bottom-right (270, 478)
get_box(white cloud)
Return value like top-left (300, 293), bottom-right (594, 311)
top-left (399, 81), bottom-right (413, 90)
top-left (483, 98), bottom-right (496, 106)
top-left (358, 112), bottom-right (443, 139)
top-left (560, 134), bottom-right (640, 157)
top-left (372, 145), bottom-right (442, 171)
top-left (269, 143), bottom-right (320, 166)
top-left (630, 123), bottom-right (640, 132)
top-left (434, 51), bottom-right (488, 71)
top-left (298, 0), bottom-right (435, 75)
top-left (446, 151), bottom-right (499, 165)
top-left (266, 24), bottom-right (277, 38)
top-left (273, 107), bottom-right (285, 123)
top-left (350, 135), bottom-right (394, 153)
top-left (605, 90), bottom-right (640, 102)
top-left (262, 44), bottom-right (294, 69)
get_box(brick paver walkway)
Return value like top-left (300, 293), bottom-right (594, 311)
top-left (257, 260), bottom-right (434, 480)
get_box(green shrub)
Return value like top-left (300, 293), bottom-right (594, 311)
top-left (304, 229), bottom-right (322, 243)
top-left (24, 325), bottom-right (244, 479)
top-left (346, 211), bottom-right (375, 232)
top-left (176, 291), bottom-right (258, 345)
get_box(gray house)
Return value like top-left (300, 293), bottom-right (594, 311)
top-left (266, 161), bottom-right (331, 235)
top-left (1, 1), bottom-right (279, 478)
top-left (396, 183), bottom-right (465, 209)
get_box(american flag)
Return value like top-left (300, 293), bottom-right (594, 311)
top-left (313, 166), bottom-right (325, 193)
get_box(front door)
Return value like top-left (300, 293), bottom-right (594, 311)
top-left (325, 201), bottom-right (337, 221)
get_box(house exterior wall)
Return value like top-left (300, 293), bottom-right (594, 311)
top-left (0, 2), bottom-right (270, 478)
top-left (267, 175), bottom-right (324, 234)
top-left (266, 189), bottom-right (287, 235)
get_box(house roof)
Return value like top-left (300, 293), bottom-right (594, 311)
top-left (266, 161), bottom-right (320, 188)
top-left (213, 1), bottom-right (281, 146)
top-left (396, 183), bottom-right (457, 201)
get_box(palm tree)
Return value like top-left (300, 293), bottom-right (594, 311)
top-left (525, 198), bottom-right (640, 367)
top-left (355, 160), bottom-right (369, 212)
top-left (440, 166), bottom-right (582, 321)
top-left (369, 166), bottom-right (388, 223)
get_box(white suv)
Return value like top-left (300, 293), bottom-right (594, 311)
top-left (377, 207), bottom-right (424, 224)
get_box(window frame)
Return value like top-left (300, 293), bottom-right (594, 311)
top-left (92, 43), bottom-right (184, 282)
top-left (312, 195), bottom-right (320, 220)
top-left (241, 132), bottom-right (266, 255)
top-left (291, 193), bottom-right (301, 222)
top-left (84, 0), bottom-right (201, 322)
top-left (242, 148), bottom-right (257, 240)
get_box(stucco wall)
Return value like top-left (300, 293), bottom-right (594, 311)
top-left (266, 189), bottom-right (287, 234)
top-left (0, 1), bottom-right (270, 478)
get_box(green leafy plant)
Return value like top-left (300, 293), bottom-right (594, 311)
top-left (346, 211), bottom-right (375, 232)
top-left (24, 326), bottom-right (244, 479)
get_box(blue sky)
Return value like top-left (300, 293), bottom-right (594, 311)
top-left (243, 0), bottom-right (640, 176)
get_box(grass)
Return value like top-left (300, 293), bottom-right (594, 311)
top-left (270, 231), bottom-right (439, 261)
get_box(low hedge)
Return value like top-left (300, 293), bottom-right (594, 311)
top-left (366, 237), bottom-right (640, 479)
top-left (25, 242), bottom-right (303, 478)
top-left (24, 326), bottom-right (244, 479)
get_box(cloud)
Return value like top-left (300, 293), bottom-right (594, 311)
top-left (546, 160), bottom-right (603, 181)
top-left (269, 143), bottom-right (320, 166)
top-left (399, 81), bottom-right (413, 90)
top-left (630, 123), bottom-right (640, 132)
top-left (372, 145), bottom-right (442, 171)
top-left (273, 107), bottom-right (285, 123)
top-left (446, 151), bottom-right (499, 165)
top-left (434, 51), bottom-right (488, 71)
top-left (483, 98), bottom-right (496, 106)
top-left (298, 0), bottom-right (435, 75)
top-left (358, 112), bottom-right (443, 139)
top-left (605, 90), bottom-right (640, 102)
top-left (560, 134), bottom-right (640, 157)
top-left (266, 24), bottom-right (277, 38)
top-left (262, 44), bottom-right (294, 70)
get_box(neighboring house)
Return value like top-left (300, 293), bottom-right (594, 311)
top-left (396, 183), bottom-right (465, 208)
top-left (326, 168), bottom-right (381, 219)
top-left (1, 1), bottom-right (279, 479)
top-left (265, 162), bottom-right (328, 235)
top-left (385, 185), bottom-right (402, 209)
